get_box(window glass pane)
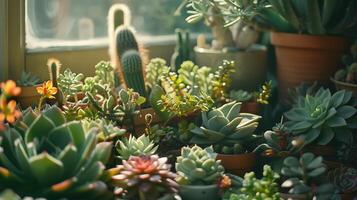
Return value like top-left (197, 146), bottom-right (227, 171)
top-left (26, 0), bottom-right (208, 49)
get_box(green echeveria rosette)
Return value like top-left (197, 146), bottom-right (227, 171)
top-left (190, 101), bottom-right (261, 154)
top-left (285, 88), bottom-right (357, 146)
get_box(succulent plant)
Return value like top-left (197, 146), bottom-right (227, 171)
top-left (230, 165), bottom-right (280, 200)
top-left (211, 60), bottom-right (235, 102)
top-left (121, 49), bottom-right (147, 97)
top-left (170, 29), bottom-right (191, 71)
top-left (82, 118), bottom-right (126, 142)
top-left (0, 106), bottom-right (113, 199)
top-left (16, 71), bottom-right (41, 87)
top-left (281, 153), bottom-right (334, 199)
top-left (111, 155), bottom-right (178, 200)
top-left (190, 101), bottom-right (261, 154)
top-left (116, 135), bottom-right (158, 160)
top-left (46, 58), bottom-right (64, 107)
top-left (287, 82), bottom-right (319, 106)
top-left (145, 58), bottom-right (170, 90)
top-left (58, 68), bottom-right (84, 101)
top-left (284, 88), bottom-right (357, 146)
top-left (94, 61), bottom-right (115, 88)
top-left (229, 90), bottom-right (253, 102)
top-left (334, 43), bottom-right (357, 84)
top-left (175, 145), bottom-right (224, 185)
top-left (328, 167), bottom-right (357, 194)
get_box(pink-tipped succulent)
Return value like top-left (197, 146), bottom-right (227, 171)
top-left (112, 155), bottom-right (178, 200)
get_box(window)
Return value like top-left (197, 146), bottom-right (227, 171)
top-left (26, 0), bottom-right (208, 50)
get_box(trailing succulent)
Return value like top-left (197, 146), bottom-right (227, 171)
top-left (281, 153), bottom-right (334, 200)
top-left (229, 165), bottom-right (280, 200)
top-left (328, 167), bottom-right (357, 195)
top-left (285, 88), bottom-right (357, 146)
top-left (115, 135), bottom-right (158, 160)
top-left (0, 106), bottom-right (113, 199)
top-left (190, 101), bottom-right (261, 154)
top-left (175, 145), bottom-right (224, 185)
top-left (111, 155), bottom-right (178, 200)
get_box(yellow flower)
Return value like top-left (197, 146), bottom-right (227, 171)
top-left (0, 99), bottom-right (21, 124)
top-left (0, 80), bottom-right (21, 97)
top-left (37, 81), bottom-right (58, 99)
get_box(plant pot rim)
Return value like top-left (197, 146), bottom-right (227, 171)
top-left (331, 77), bottom-right (357, 88)
top-left (271, 32), bottom-right (350, 50)
top-left (194, 44), bottom-right (267, 54)
top-left (216, 152), bottom-right (255, 158)
top-left (180, 184), bottom-right (218, 189)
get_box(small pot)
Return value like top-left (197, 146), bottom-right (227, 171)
top-left (179, 184), bottom-right (219, 200)
top-left (216, 153), bottom-right (256, 176)
top-left (133, 107), bottom-right (162, 134)
top-left (280, 193), bottom-right (308, 200)
top-left (16, 84), bottom-right (41, 109)
top-left (331, 78), bottom-right (357, 97)
top-left (241, 102), bottom-right (261, 115)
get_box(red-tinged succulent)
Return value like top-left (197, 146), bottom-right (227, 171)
top-left (112, 155), bottom-right (178, 200)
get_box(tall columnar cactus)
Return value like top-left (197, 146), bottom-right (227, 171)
top-left (121, 50), bottom-right (147, 97)
top-left (170, 29), bottom-right (191, 71)
top-left (115, 26), bottom-right (139, 59)
top-left (47, 58), bottom-right (64, 107)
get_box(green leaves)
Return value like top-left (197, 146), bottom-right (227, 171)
top-left (29, 153), bottom-right (64, 185)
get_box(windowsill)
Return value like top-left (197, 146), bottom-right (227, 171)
top-left (26, 33), bottom-right (210, 54)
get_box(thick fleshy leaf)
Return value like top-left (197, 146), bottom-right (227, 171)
top-left (289, 121), bottom-right (312, 133)
top-left (306, 156), bottom-right (323, 170)
top-left (229, 122), bottom-right (258, 139)
top-left (331, 90), bottom-right (345, 107)
top-left (285, 108), bottom-right (307, 121)
top-left (307, 166), bottom-right (326, 177)
top-left (303, 129), bottom-right (320, 144)
top-left (219, 117), bottom-right (242, 134)
top-left (300, 153), bottom-right (315, 166)
top-left (59, 144), bottom-right (78, 178)
top-left (29, 153), bottom-right (64, 185)
top-left (336, 105), bottom-right (357, 119)
top-left (283, 157), bottom-right (299, 167)
top-left (207, 116), bottom-right (229, 131)
top-left (201, 128), bottom-right (226, 142)
top-left (22, 109), bottom-right (38, 127)
top-left (217, 101), bottom-right (236, 116)
top-left (226, 102), bottom-right (241, 121)
top-left (316, 126), bottom-right (335, 145)
top-left (207, 109), bottom-right (224, 120)
top-left (42, 106), bottom-right (66, 126)
top-left (326, 116), bottom-right (346, 127)
top-left (48, 124), bottom-right (72, 149)
top-left (67, 121), bottom-right (86, 151)
top-left (25, 115), bottom-right (55, 143)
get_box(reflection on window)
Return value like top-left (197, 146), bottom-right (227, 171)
top-left (25, 0), bottom-right (207, 49)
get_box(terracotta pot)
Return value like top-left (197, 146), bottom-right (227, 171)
top-left (179, 184), bottom-right (219, 200)
top-left (133, 107), bottom-right (162, 134)
top-left (280, 193), bottom-right (308, 200)
top-left (194, 44), bottom-right (267, 91)
top-left (16, 85), bottom-right (41, 109)
top-left (331, 78), bottom-right (357, 97)
top-left (271, 32), bottom-right (350, 101)
top-left (241, 102), bottom-right (261, 115)
top-left (216, 153), bottom-right (256, 176)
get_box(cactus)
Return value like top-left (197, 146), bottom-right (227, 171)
top-left (115, 26), bottom-right (139, 60)
top-left (121, 50), bottom-right (147, 97)
top-left (46, 58), bottom-right (64, 107)
top-left (170, 29), bottom-right (191, 71)
top-left (175, 145), bottom-right (225, 185)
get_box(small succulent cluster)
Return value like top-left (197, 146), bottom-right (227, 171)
top-left (334, 43), bottom-right (357, 84)
top-left (281, 153), bottom-right (334, 199)
top-left (230, 81), bottom-right (272, 104)
top-left (145, 58), bottom-right (170, 90)
top-left (112, 155), bottom-right (178, 200)
top-left (116, 134), bottom-right (158, 160)
top-left (211, 60), bottom-right (236, 102)
top-left (0, 106), bottom-right (113, 199)
top-left (190, 101), bottom-right (261, 154)
top-left (285, 88), bottom-right (357, 146)
top-left (57, 68), bottom-right (84, 101)
top-left (328, 167), bottom-right (357, 195)
top-left (16, 71), bottom-right (41, 87)
top-left (230, 165), bottom-right (280, 200)
top-left (82, 118), bottom-right (126, 142)
top-left (175, 145), bottom-right (224, 185)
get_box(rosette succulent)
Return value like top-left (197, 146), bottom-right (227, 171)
top-left (111, 155), bottom-right (178, 200)
top-left (285, 88), bottom-right (357, 146)
top-left (175, 145), bottom-right (224, 185)
top-left (190, 101), bottom-right (261, 154)
top-left (115, 135), bottom-right (158, 160)
top-left (328, 167), bottom-right (357, 194)
top-left (0, 106), bottom-right (113, 199)
top-left (281, 153), bottom-right (334, 200)
top-left (82, 118), bottom-right (126, 142)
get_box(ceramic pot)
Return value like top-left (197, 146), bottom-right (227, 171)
top-left (271, 32), bottom-right (350, 101)
top-left (241, 102), bottom-right (261, 115)
top-left (179, 184), bottom-right (219, 200)
top-left (133, 107), bottom-right (162, 134)
top-left (331, 78), bottom-right (357, 97)
top-left (16, 85), bottom-right (41, 109)
top-left (194, 44), bottom-right (267, 91)
top-left (216, 153), bottom-right (256, 176)
top-left (280, 193), bottom-right (308, 200)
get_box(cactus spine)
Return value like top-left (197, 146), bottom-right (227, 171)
top-left (170, 29), bottom-right (191, 71)
top-left (121, 50), bottom-right (147, 97)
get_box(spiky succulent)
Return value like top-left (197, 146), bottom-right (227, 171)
top-left (111, 155), bottom-right (178, 200)
top-left (82, 118), bottom-right (126, 142)
top-left (175, 145), bottom-right (224, 185)
top-left (190, 101), bottom-right (261, 154)
top-left (285, 88), bottom-right (357, 146)
top-left (328, 167), bottom-right (357, 194)
top-left (281, 153), bottom-right (334, 200)
top-left (0, 106), bottom-right (113, 199)
top-left (116, 135), bottom-right (158, 160)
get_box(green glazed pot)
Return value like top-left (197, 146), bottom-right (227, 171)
top-left (179, 184), bottom-right (219, 200)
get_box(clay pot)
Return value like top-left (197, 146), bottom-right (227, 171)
top-left (241, 102), bottom-right (261, 115)
top-left (194, 45), bottom-right (267, 91)
top-left (331, 78), bottom-right (357, 97)
top-left (133, 107), bottom-right (162, 134)
top-left (216, 153), bottom-right (256, 176)
top-left (271, 32), bottom-right (350, 101)
top-left (280, 193), bottom-right (308, 200)
top-left (16, 85), bottom-right (41, 109)
top-left (179, 184), bottom-right (219, 200)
